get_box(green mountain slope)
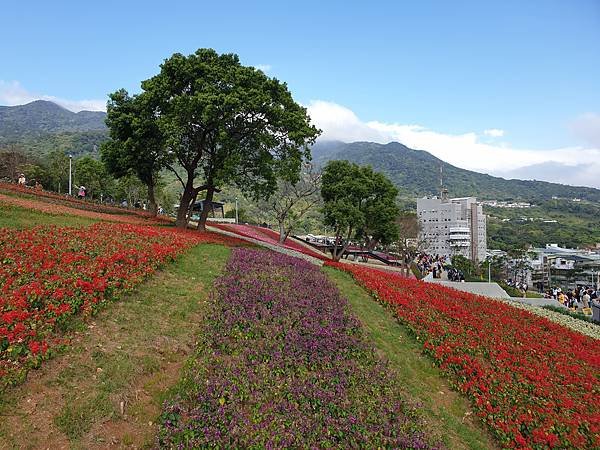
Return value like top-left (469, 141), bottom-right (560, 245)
top-left (312, 141), bottom-right (600, 203)
top-left (0, 101), bottom-right (107, 156)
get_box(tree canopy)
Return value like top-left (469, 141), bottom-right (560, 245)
top-left (141, 48), bottom-right (320, 229)
top-left (101, 89), bottom-right (168, 215)
top-left (321, 160), bottom-right (399, 261)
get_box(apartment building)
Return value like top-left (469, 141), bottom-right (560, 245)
top-left (417, 196), bottom-right (487, 262)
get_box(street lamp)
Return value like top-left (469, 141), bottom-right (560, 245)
top-left (235, 197), bottom-right (239, 224)
top-left (68, 154), bottom-right (73, 196)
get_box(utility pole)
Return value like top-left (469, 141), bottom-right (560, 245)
top-left (68, 154), bottom-right (73, 195)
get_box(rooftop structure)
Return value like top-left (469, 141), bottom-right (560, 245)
top-left (529, 244), bottom-right (600, 291)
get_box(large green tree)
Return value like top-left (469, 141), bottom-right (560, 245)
top-left (101, 90), bottom-right (167, 216)
top-left (142, 48), bottom-right (320, 230)
top-left (321, 160), bottom-right (399, 261)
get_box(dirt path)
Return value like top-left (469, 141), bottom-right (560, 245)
top-left (0, 244), bottom-right (230, 450)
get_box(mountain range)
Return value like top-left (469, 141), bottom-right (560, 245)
top-left (0, 100), bottom-right (107, 157)
top-left (312, 140), bottom-right (600, 203)
top-left (2, 100), bottom-right (599, 204)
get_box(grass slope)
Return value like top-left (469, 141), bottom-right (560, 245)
top-left (0, 201), bottom-right (98, 228)
top-left (0, 243), bottom-right (230, 449)
top-left (324, 267), bottom-right (497, 450)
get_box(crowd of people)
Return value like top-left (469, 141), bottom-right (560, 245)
top-left (447, 267), bottom-right (466, 282)
top-left (548, 286), bottom-right (599, 311)
top-left (505, 279), bottom-right (529, 296)
top-left (416, 253), bottom-right (447, 279)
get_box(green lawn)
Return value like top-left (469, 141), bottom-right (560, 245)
top-left (0, 243), bottom-right (231, 449)
top-left (324, 267), bottom-right (497, 450)
top-left (0, 202), bottom-right (98, 228)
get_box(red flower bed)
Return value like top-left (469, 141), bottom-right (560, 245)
top-left (0, 192), bottom-right (166, 225)
top-left (211, 223), bottom-right (328, 260)
top-left (326, 261), bottom-right (600, 449)
top-left (0, 223), bottom-right (245, 387)
top-left (0, 182), bottom-right (162, 219)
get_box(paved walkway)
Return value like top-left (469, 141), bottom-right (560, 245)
top-left (426, 278), bottom-right (511, 299)
top-left (205, 225), bottom-right (325, 266)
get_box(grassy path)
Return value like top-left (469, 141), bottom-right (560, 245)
top-left (324, 267), bottom-right (498, 450)
top-left (0, 243), bottom-right (230, 450)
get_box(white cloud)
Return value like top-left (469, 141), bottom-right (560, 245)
top-left (497, 162), bottom-right (598, 189)
top-left (570, 112), bottom-right (600, 147)
top-left (255, 64), bottom-right (272, 73)
top-left (484, 128), bottom-right (505, 137)
top-left (0, 80), bottom-right (106, 112)
top-left (306, 100), bottom-right (600, 189)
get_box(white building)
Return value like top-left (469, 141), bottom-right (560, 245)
top-left (417, 196), bottom-right (487, 262)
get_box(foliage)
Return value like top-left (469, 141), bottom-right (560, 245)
top-left (0, 101), bottom-right (106, 138)
top-left (451, 255), bottom-right (479, 278)
top-left (159, 248), bottom-right (441, 448)
top-left (0, 181), bottom-right (167, 224)
top-left (0, 222), bottom-right (244, 389)
top-left (487, 200), bottom-right (600, 250)
top-left (211, 223), bottom-right (327, 260)
top-left (0, 147), bottom-right (29, 181)
top-left (313, 141), bottom-right (600, 203)
top-left (541, 305), bottom-right (599, 325)
top-left (259, 163), bottom-right (321, 243)
top-left (395, 212), bottom-right (426, 265)
top-left (325, 266), bottom-right (497, 449)
top-left (327, 261), bottom-right (600, 449)
top-left (73, 156), bottom-right (114, 199)
top-left (101, 90), bottom-right (168, 215)
top-left (140, 48), bottom-right (320, 229)
top-left (321, 160), bottom-right (399, 261)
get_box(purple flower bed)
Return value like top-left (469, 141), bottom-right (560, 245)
top-left (158, 248), bottom-right (442, 448)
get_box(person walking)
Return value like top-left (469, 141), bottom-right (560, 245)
top-left (582, 290), bottom-right (591, 309)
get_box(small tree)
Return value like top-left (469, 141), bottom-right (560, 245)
top-left (142, 48), bottom-right (320, 230)
top-left (261, 163), bottom-right (321, 243)
top-left (395, 212), bottom-right (427, 268)
top-left (46, 149), bottom-right (69, 193)
top-left (0, 146), bottom-right (28, 181)
top-left (451, 255), bottom-right (479, 279)
top-left (321, 160), bottom-right (399, 261)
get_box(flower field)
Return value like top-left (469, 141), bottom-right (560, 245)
top-left (326, 261), bottom-right (600, 449)
top-left (0, 182), bottom-right (163, 220)
top-left (0, 222), bottom-right (244, 387)
top-left (211, 223), bottom-right (328, 260)
top-left (159, 248), bottom-right (442, 448)
top-left (0, 192), bottom-right (166, 225)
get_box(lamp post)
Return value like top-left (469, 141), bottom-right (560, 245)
top-left (488, 258), bottom-right (491, 283)
top-left (68, 154), bottom-right (72, 196)
top-left (235, 197), bottom-right (239, 224)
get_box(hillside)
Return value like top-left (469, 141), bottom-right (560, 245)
top-left (312, 141), bottom-right (600, 203)
top-left (0, 100), bottom-right (107, 156)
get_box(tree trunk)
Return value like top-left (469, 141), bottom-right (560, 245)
top-left (176, 181), bottom-right (194, 229)
top-left (197, 185), bottom-right (215, 232)
top-left (147, 182), bottom-right (158, 217)
top-left (278, 221), bottom-right (287, 244)
top-left (332, 238), bottom-right (349, 262)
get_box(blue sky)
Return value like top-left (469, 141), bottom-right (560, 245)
top-left (1, 0), bottom-right (599, 187)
